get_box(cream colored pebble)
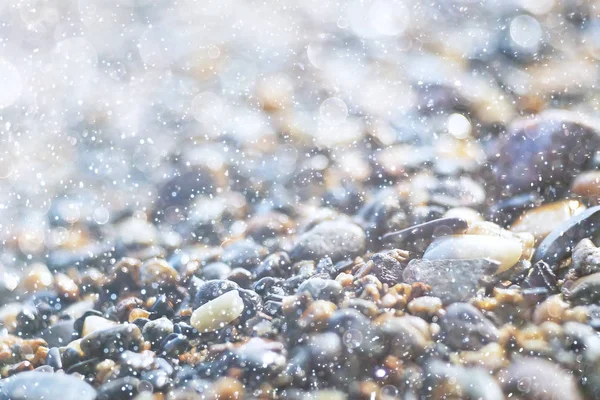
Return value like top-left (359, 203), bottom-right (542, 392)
top-left (190, 290), bottom-right (245, 332)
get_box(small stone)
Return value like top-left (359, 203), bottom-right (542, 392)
top-left (20, 264), bottom-right (54, 294)
top-left (380, 315), bottom-right (432, 359)
top-left (190, 290), bottom-right (245, 332)
top-left (572, 170), bottom-right (600, 200)
top-left (407, 296), bottom-right (443, 316)
top-left (212, 377), bottom-right (245, 400)
top-left (221, 239), bottom-right (266, 270)
top-left (129, 308), bottom-right (151, 323)
top-left (354, 249), bottom-right (408, 284)
top-left (290, 220), bottom-right (366, 262)
top-left (572, 239), bottom-right (600, 276)
top-left (140, 258), bottom-right (179, 287)
top-left (423, 235), bottom-right (522, 273)
top-left (54, 273), bottom-right (80, 300)
top-left (80, 324), bottom-right (144, 359)
top-left (499, 358), bottom-right (583, 400)
top-left (299, 300), bottom-right (337, 331)
top-left (39, 320), bottom-right (76, 347)
top-left (532, 205), bottom-right (600, 267)
top-left (82, 315), bottom-right (118, 337)
top-left (532, 294), bottom-right (569, 324)
top-left (96, 376), bottom-right (140, 400)
top-left (382, 217), bottom-right (469, 254)
top-left (297, 278), bottom-right (344, 303)
top-left (438, 303), bottom-right (499, 351)
top-left (403, 259), bottom-right (499, 305)
top-left (142, 317), bottom-right (174, 347)
top-left (0, 371), bottom-right (96, 400)
top-left (565, 272), bottom-right (600, 305)
top-left (511, 200), bottom-right (585, 242)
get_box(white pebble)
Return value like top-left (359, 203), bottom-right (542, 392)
top-left (190, 290), bottom-right (245, 333)
top-left (423, 234), bottom-right (523, 273)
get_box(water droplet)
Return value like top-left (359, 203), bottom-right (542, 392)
top-left (510, 15), bottom-right (542, 49)
top-left (319, 97), bottom-right (348, 126)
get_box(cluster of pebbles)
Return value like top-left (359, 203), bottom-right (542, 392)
top-left (4, 0), bottom-right (600, 399)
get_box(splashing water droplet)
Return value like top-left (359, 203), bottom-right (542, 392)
top-left (319, 97), bottom-right (348, 126)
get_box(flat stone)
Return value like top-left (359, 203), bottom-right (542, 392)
top-left (423, 234), bottom-right (522, 273)
top-left (0, 371), bottom-right (96, 400)
top-left (403, 258), bottom-right (499, 305)
top-left (290, 220), bottom-right (366, 263)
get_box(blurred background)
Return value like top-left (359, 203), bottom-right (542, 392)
top-left (0, 0), bottom-right (598, 268)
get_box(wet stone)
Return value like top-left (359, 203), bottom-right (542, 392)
top-left (0, 371), bottom-right (97, 400)
top-left (403, 259), bottom-right (499, 305)
top-left (382, 217), bottom-right (469, 255)
top-left (423, 234), bottom-right (522, 273)
top-left (202, 262), bottom-right (232, 280)
top-left (438, 303), bottom-right (499, 351)
top-left (297, 278), bottom-right (344, 303)
top-left (532, 205), bottom-right (600, 267)
top-left (39, 320), bottom-right (76, 348)
top-left (499, 357), bottom-right (583, 400)
top-left (565, 272), bottom-right (600, 305)
top-left (96, 376), bottom-right (140, 400)
top-left (290, 220), bottom-right (366, 263)
top-left (424, 360), bottom-right (504, 400)
top-left (142, 317), bottom-right (174, 348)
top-left (80, 324), bottom-right (144, 359)
top-left (572, 239), bottom-right (600, 277)
top-left (221, 239), bottom-right (267, 270)
top-left (491, 110), bottom-right (600, 198)
top-left (354, 249), bottom-right (408, 284)
top-left (190, 290), bottom-right (245, 332)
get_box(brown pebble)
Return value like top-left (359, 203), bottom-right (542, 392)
top-left (532, 295), bottom-right (569, 325)
top-left (129, 308), bottom-right (151, 322)
top-left (212, 377), bottom-right (245, 400)
top-left (55, 273), bottom-right (80, 300)
top-left (572, 170), bottom-right (600, 200)
top-left (407, 296), bottom-right (442, 316)
top-left (21, 263), bottom-right (54, 293)
top-left (299, 300), bottom-right (337, 330)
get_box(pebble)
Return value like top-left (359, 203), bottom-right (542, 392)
top-left (499, 358), bottom-right (583, 400)
top-left (403, 258), bottom-right (499, 304)
top-left (190, 290), bottom-right (245, 332)
top-left (353, 249), bottom-right (408, 284)
top-left (82, 315), bottom-right (118, 337)
top-left (491, 110), bottom-right (600, 198)
top-left (511, 200), bottom-right (585, 241)
top-left (80, 324), bottom-right (144, 359)
top-left (572, 239), bottom-right (600, 277)
top-left (382, 217), bottom-right (469, 254)
top-left (297, 278), bottom-right (344, 303)
top-left (221, 240), bottom-right (266, 270)
top-left (143, 317), bottom-right (174, 348)
top-left (424, 360), bottom-right (504, 400)
top-left (290, 220), bottom-right (366, 262)
top-left (0, 371), bottom-right (97, 400)
top-left (438, 303), bottom-right (499, 351)
top-left (423, 235), bottom-right (522, 273)
top-left (39, 320), bottom-right (76, 347)
top-left (96, 376), bottom-right (140, 400)
top-left (20, 264), bottom-right (54, 294)
top-left (571, 170), bottom-right (600, 200)
top-left (139, 258), bottom-right (179, 287)
top-left (566, 272), bottom-right (600, 305)
top-left (532, 205), bottom-right (600, 267)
